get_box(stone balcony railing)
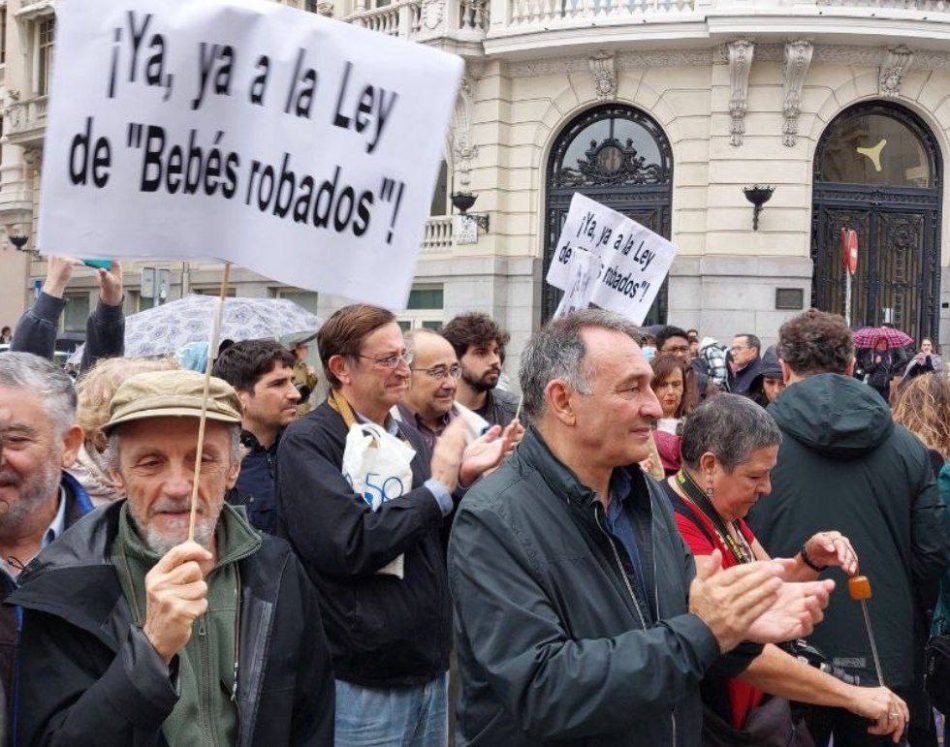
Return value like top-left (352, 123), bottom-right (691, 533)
top-left (5, 96), bottom-right (49, 148)
top-left (422, 216), bottom-right (454, 252)
top-left (344, 0), bottom-right (950, 47)
top-left (344, 0), bottom-right (489, 46)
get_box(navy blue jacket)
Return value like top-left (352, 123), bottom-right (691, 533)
top-left (229, 430), bottom-right (281, 534)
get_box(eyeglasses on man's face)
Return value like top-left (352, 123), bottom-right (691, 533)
top-left (411, 364), bottom-right (462, 381)
top-left (358, 350), bottom-right (414, 369)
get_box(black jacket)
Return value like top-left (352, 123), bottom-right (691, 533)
top-left (275, 401), bottom-right (451, 687)
top-left (229, 430), bottom-right (281, 534)
top-left (11, 291), bottom-right (124, 371)
top-left (727, 355), bottom-right (763, 396)
top-left (8, 501), bottom-right (334, 747)
top-left (747, 373), bottom-right (950, 691)
top-left (475, 388), bottom-right (520, 429)
top-left (448, 427), bottom-right (758, 746)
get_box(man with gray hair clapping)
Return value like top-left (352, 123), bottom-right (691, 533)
top-left (448, 309), bottom-right (836, 746)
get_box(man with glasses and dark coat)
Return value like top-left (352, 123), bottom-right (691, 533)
top-left (275, 304), bottom-right (515, 746)
top-left (728, 333), bottom-right (764, 396)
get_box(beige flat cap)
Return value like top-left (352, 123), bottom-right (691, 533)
top-left (103, 369), bottom-right (242, 432)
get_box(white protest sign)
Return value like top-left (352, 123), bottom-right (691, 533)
top-left (546, 193), bottom-right (677, 325)
top-left (38, 0), bottom-right (463, 310)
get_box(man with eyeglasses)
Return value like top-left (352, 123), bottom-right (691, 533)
top-left (728, 333), bottom-right (763, 396)
top-left (275, 304), bottom-right (512, 746)
top-left (398, 329), bottom-right (473, 451)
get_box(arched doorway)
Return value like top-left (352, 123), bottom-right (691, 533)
top-left (811, 102), bottom-right (942, 341)
top-left (542, 104), bottom-right (674, 321)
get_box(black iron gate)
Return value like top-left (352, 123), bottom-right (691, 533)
top-left (542, 105), bottom-right (673, 322)
top-left (811, 102), bottom-right (942, 342)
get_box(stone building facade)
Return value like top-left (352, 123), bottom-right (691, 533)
top-left (3, 0), bottom-right (950, 373)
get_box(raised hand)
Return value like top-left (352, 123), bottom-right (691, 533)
top-left (96, 260), bottom-right (123, 306)
top-left (143, 541), bottom-right (213, 664)
top-left (42, 257), bottom-right (84, 299)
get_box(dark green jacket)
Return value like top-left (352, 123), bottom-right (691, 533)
top-left (747, 373), bottom-right (950, 691)
top-left (448, 427), bottom-right (757, 746)
top-left (9, 501), bottom-right (334, 746)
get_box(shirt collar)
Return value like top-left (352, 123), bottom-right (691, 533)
top-left (356, 410), bottom-right (400, 437)
top-left (41, 486), bottom-right (68, 550)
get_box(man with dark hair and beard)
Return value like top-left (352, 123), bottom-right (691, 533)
top-left (10, 369), bottom-right (334, 745)
top-left (0, 353), bottom-right (91, 699)
top-left (442, 312), bottom-right (521, 429)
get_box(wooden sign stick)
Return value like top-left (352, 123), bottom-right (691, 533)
top-left (188, 262), bottom-right (231, 542)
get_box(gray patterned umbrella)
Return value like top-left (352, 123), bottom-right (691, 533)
top-left (70, 295), bottom-right (322, 363)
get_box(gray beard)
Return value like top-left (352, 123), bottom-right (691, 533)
top-left (0, 459), bottom-right (62, 534)
top-left (128, 500), bottom-right (219, 555)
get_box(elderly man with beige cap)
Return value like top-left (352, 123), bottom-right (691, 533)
top-left (9, 369), bottom-right (334, 746)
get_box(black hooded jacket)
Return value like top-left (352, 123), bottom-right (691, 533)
top-left (747, 373), bottom-right (950, 690)
top-left (7, 502), bottom-right (334, 747)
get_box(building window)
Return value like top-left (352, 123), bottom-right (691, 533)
top-left (62, 292), bottom-right (89, 333)
top-left (0, 9), bottom-right (7, 66)
top-left (399, 286), bottom-right (444, 330)
top-left (37, 17), bottom-right (55, 96)
top-left (429, 159), bottom-right (449, 217)
top-left (275, 289), bottom-right (320, 316)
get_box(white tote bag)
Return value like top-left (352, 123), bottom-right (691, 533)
top-left (341, 421), bottom-right (416, 579)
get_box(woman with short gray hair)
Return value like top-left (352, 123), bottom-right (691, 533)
top-left (663, 394), bottom-right (908, 744)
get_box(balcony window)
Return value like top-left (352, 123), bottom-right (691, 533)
top-left (399, 286), bottom-right (444, 329)
top-left (37, 16), bottom-right (55, 96)
top-left (0, 9), bottom-right (7, 65)
top-left (429, 159), bottom-right (449, 217)
top-left (275, 289), bottom-right (320, 316)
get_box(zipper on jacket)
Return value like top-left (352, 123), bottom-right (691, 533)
top-left (593, 506), bottom-right (646, 630)
top-left (599, 503), bottom-right (678, 746)
top-left (197, 616), bottom-right (220, 746)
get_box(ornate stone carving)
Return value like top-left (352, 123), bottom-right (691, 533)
top-left (422, 0), bottom-right (444, 30)
top-left (879, 45), bottom-right (913, 97)
top-left (22, 148), bottom-right (42, 172)
top-left (449, 72), bottom-right (479, 189)
top-left (315, 1), bottom-right (334, 15)
top-left (727, 40), bottom-right (754, 147)
top-left (588, 52), bottom-right (617, 100)
top-left (782, 39), bottom-right (813, 147)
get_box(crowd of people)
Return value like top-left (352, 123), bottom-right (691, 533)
top-left (0, 256), bottom-right (947, 747)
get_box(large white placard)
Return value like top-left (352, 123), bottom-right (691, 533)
top-left (37, 0), bottom-right (463, 310)
top-left (546, 193), bottom-right (677, 324)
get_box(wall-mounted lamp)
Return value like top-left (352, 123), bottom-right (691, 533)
top-left (742, 185), bottom-right (775, 231)
top-left (451, 191), bottom-right (489, 233)
top-left (8, 234), bottom-right (28, 251)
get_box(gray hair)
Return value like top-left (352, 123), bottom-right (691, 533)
top-left (681, 394), bottom-right (782, 472)
top-left (519, 309), bottom-right (641, 419)
top-left (104, 422), bottom-right (242, 472)
top-left (0, 352), bottom-right (77, 436)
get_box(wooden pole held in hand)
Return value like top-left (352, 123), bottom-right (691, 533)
top-left (187, 262), bottom-right (231, 542)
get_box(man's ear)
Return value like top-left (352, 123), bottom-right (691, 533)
top-left (328, 355), bottom-right (351, 387)
top-left (60, 425), bottom-right (85, 470)
top-left (779, 359), bottom-right (793, 385)
top-left (237, 388), bottom-right (253, 412)
top-left (226, 456), bottom-right (241, 490)
top-left (544, 379), bottom-right (576, 426)
top-left (845, 357), bottom-right (856, 377)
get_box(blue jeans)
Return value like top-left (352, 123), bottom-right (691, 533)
top-left (334, 674), bottom-right (449, 747)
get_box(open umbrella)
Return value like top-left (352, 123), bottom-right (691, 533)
top-left (853, 326), bottom-right (913, 349)
top-left (70, 295), bottom-right (322, 364)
